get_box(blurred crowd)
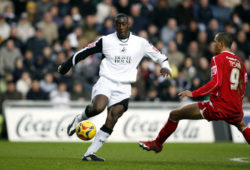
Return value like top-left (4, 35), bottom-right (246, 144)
top-left (0, 0), bottom-right (250, 113)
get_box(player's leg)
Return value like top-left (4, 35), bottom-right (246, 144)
top-left (139, 103), bottom-right (202, 152)
top-left (67, 95), bottom-right (108, 136)
top-left (67, 76), bottom-right (111, 136)
top-left (105, 103), bottom-right (126, 129)
top-left (83, 80), bottom-right (130, 161)
top-left (155, 103), bottom-right (202, 144)
top-left (83, 100), bottom-right (128, 161)
top-left (235, 121), bottom-right (250, 144)
top-left (79, 95), bottom-right (108, 120)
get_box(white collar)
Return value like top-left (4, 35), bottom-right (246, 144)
top-left (115, 32), bottom-right (132, 43)
top-left (222, 51), bottom-right (235, 55)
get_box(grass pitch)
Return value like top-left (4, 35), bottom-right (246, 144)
top-left (0, 141), bottom-right (249, 170)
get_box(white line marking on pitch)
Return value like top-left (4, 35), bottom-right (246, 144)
top-left (230, 157), bottom-right (250, 163)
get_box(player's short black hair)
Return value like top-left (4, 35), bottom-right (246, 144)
top-left (114, 13), bottom-right (128, 23)
top-left (216, 32), bottom-right (233, 48)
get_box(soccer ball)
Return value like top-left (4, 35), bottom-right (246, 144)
top-left (76, 120), bottom-right (96, 140)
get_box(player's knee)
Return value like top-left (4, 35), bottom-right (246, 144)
top-left (169, 110), bottom-right (180, 121)
top-left (92, 103), bottom-right (105, 114)
top-left (236, 121), bottom-right (247, 132)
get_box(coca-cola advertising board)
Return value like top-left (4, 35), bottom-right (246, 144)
top-left (4, 106), bottom-right (215, 142)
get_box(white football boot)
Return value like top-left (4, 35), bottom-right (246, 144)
top-left (67, 114), bottom-right (81, 136)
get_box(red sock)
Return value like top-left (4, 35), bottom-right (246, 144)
top-left (155, 118), bottom-right (178, 146)
top-left (242, 127), bottom-right (250, 144)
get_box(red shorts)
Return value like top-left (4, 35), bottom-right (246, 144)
top-left (198, 101), bottom-right (243, 125)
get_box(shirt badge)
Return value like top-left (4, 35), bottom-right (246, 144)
top-left (121, 47), bottom-right (127, 53)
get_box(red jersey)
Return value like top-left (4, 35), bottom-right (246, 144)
top-left (192, 51), bottom-right (248, 115)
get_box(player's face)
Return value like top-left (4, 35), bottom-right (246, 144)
top-left (115, 17), bottom-right (129, 39)
top-left (214, 35), bottom-right (223, 54)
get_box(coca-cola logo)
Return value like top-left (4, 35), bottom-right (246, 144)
top-left (14, 112), bottom-right (204, 141)
top-left (16, 114), bottom-right (74, 139)
top-left (123, 115), bottom-right (200, 139)
top-left (123, 115), bottom-right (164, 138)
top-left (172, 121), bottom-right (199, 139)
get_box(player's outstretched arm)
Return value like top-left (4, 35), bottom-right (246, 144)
top-left (142, 40), bottom-right (172, 77)
top-left (58, 38), bottom-right (103, 75)
top-left (192, 57), bottom-right (223, 97)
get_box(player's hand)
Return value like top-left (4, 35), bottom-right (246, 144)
top-left (58, 62), bottom-right (71, 75)
top-left (178, 90), bottom-right (193, 99)
top-left (160, 68), bottom-right (172, 78)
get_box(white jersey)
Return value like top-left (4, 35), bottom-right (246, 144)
top-left (71, 32), bottom-right (171, 83)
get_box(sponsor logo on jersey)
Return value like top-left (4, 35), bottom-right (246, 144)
top-left (114, 56), bottom-right (131, 64)
top-left (87, 42), bottom-right (96, 48)
top-left (152, 46), bottom-right (159, 53)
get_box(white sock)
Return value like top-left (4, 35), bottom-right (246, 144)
top-left (84, 129), bottom-right (110, 156)
top-left (78, 109), bottom-right (88, 121)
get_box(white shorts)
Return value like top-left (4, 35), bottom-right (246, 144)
top-left (91, 76), bottom-right (131, 108)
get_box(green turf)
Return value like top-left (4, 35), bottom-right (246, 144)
top-left (0, 141), bottom-right (249, 170)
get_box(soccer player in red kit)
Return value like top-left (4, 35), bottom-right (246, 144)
top-left (139, 32), bottom-right (250, 152)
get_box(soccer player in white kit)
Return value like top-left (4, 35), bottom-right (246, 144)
top-left (58, 13), bottom-right (172, 161)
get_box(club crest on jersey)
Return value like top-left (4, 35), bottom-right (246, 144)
top-left (121, 47), bottom-right (127, 53)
